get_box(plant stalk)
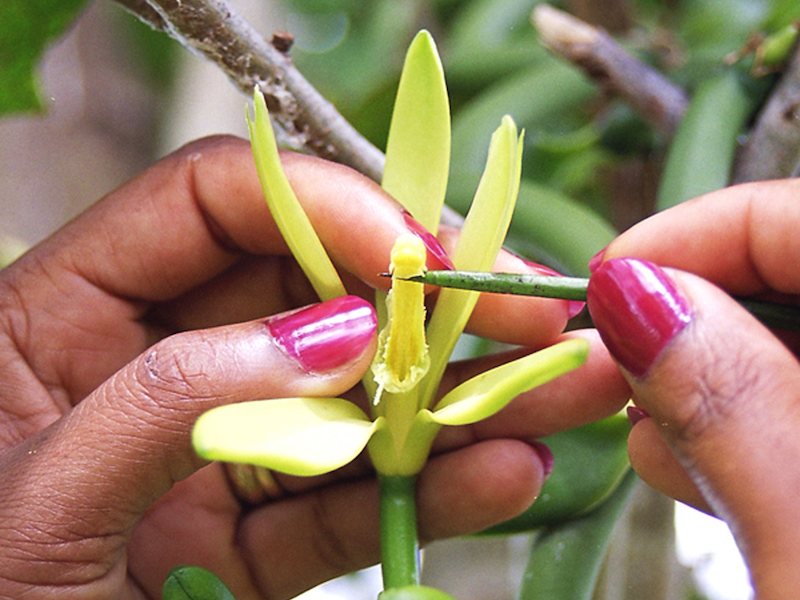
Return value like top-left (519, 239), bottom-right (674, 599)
top-left (411, 270), bottom-right (800, 331)
top-left (379, 475), bottom-right (420, 590)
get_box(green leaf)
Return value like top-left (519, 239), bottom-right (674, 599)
top-left (507, 181), bottom-right (617, 277)
top-left (0, 0), bottom-right (90, 114)
top-left (420, 116), bottom-right (523, 409)
top-left (247, 89), bottom-right (346, 301)
top-left (382, 30), bottom-right (451, 234)
top-left (428, 339), bottom-right (588, 425)
top-left (518, 470), bottom-right (638, 600)
top-left (483, 414), bottom-right (631, 533)
top-left (163, 565), bottom-right (237, 600)
top-left (192, 397), bottom-right (379, 476)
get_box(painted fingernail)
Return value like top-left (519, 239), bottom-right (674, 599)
top-left (587, 258), bottom-right (692, 377)
top-left (627, 406), bottom-right (650, 426)
top-left (402, 210), bottom-right (455, 270)
top-left (521, 258), bottom-right (585, 318)
top-left (267, 295), bottom-right (377, 373)
top-left (529, 441), bottom-right (555, 480)
top-left (588, 247), bottom-right (606, 273)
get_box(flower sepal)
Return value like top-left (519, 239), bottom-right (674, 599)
top-left (192, 397), bottom-right (381, 477)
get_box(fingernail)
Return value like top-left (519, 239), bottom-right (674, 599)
top-left (627, 405), bottom-right (650, 426)
top-left (520, 258), bottom-right (585, 318)
top-left (588, 247), bottom-right (606, 273)
top-left (529, 441), bottom-right (555, 480)
top-left (587, 258), bottom-right (692, 377)
top-left (267, 295), bottom-right (377, 373)
top-left (402, 210), bottom-right (455, 270)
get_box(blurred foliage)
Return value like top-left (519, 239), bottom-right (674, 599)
top-left (0, 0), bottom-right (91, 113)
top-left (284, 0), bottom-right (800, 275)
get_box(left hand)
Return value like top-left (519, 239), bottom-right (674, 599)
top-left (0, 135), bottom-right (627, 600)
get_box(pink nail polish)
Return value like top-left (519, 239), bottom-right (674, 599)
top-left (588, 247), bottom-right (606, 273)
top-left (267, 296), bottom-right (377, 373)
top-left (529, 441), bottom-right (555, 480)
top-left (520, 258), bottom-right (585, 318)
top-left (402, 210), bottom-right (455, 270)
top-left (587, 258), bottom-right (692, 377)
top-left (627, 406), bottom-right (650, 426)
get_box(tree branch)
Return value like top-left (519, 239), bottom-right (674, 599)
top-left (733, 44), bottom-right (800, 182)
top-left (114, 0), bottom-right (385, 181)
top-left (532, 4), bottom-right (688, 137)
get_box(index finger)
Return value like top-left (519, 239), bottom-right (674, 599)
top-left (598, 179), bottom-right (800, 296)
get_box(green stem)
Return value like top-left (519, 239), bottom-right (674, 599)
top-left (413, 270), bottom-right (800, 332)
top-left (379, 475), bottom-right (420, 590)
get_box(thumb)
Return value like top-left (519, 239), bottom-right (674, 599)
top-left (0, 296), bottom-right (376, 583)
top-left (587, 258), bottom-right (800, 598)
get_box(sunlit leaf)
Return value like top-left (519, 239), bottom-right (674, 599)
top-left (382, 29), bottom-right (450, 234)
top-left (247, 89), bottom-right (346, 301)
top-left (428, 339), bottom-right (588, 425)
top-left (193, 397), bottom-right (378, 476)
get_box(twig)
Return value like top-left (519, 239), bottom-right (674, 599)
top-left (733, 43), bottom-right (800, 182)
top-left (532, 4), bottom-right (688, 137)
top-left (113, 0), bottom-right (385, 181)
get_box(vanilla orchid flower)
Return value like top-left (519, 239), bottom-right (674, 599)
top-left (191, 30), bottom-right (588, 596)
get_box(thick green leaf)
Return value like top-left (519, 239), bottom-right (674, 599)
top-left (248, 89), bottom-right (346, 301)
top-left (656, 68), bottom-right (768, 210)
top-left (382, 30), bottom-right (450, 233)
top-left (429, 339), bottom-right (588, 425)
top-left (483, 414), bottom-right (630, 533)
top-left (447, 61), bottom-right (596, 211)
top-left (507, 181), bottom-right (617, 277)
top-left (517, 470), bottom-right (639, 600)
top-left (419, 116), bottom-right (523, 410)
top-left (163, 565), bottom-right (237, 600)
top-left (0, 0), bottom-right (89, 114)
top-left (192, 397), bottom-right (378, 476)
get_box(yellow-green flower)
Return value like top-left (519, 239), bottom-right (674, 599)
top-left (192, 30), bottom-right (588, 481)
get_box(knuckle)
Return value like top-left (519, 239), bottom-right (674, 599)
top-left (666, 339), bottom-right (764, 444)
top-left (134, 331), bottom-right (220, 403)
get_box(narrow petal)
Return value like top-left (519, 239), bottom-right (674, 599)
top-left (382, 30), bottom-right (451, 234)
top-left (429, 338), bottom-right (589, 426)
top-left (420, 117), bottom-right (524, 409)
top-left (247, 88), bottom-right (346, 301)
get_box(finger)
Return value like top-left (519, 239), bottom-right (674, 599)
top-left (626, 408), bottom-right (711, 513)
top-left (594, 178), bottom-right (800, 296)
top-left (231, 439), bottom-right (546, 600)
top-left (588, 258), bottom-right (800, 597)
top-left (0, 297), bottom-right (377, 594)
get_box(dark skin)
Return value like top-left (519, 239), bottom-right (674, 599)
top-left (0, 135), bottom-right (628, 600)
top-left (590, 179), bottom-right (800, 599)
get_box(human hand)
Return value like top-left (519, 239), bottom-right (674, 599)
top-left (0, 135), bottom-right (626, 600)
top-left (586, 179), bottom-right (800, 598)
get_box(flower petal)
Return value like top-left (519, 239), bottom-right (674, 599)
top-left (382, 30), bottom-right (451, 234)
top-left (247, 88), bottom-right (346, 301)
top-left (192, 397), bottom-right (378, 476)
top-left (428, 338), bottom-right (589, 426)
top-left (420, 117), bottom-right (524, 409)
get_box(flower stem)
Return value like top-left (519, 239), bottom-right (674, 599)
top-left (379, 474), bottom-right (420, 590)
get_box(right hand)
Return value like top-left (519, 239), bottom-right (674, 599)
top-left (586, 179), bottom-right (800, 598)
